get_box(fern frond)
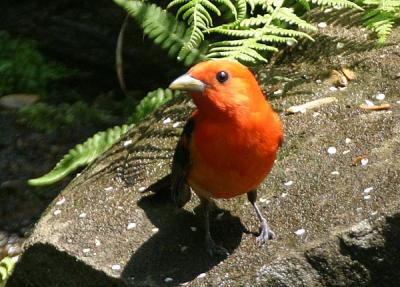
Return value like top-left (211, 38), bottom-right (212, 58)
top-left (0, 257), bottom-right (17, 287)
top-left (273, 7), bottom-right (317, 31)
top-left (28, 124), bottom-right (131, 186)
top-left (309, 0), bottom-right (362, 10)
top-left (361, 0), bottom-right (399, 44)
top-left (113, 0), bottom-right (208, 66)
top-left (28, 88), bottom-right (178, 186)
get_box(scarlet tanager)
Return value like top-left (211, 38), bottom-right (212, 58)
top-left (153, 60), bottom-right (283, 256)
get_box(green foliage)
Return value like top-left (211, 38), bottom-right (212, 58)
top-left (128, 88), bottom-right (179, 124)
top-left (18, 102), bottom-right (115, 133)
top-left (0, 31), bottom-right (70, 97)
top-left (28, 88), bottom-right (177, 186)
top-left (113, 0), bottom-right (208, 66)
top-left (0, 257), bottom-right (17, 287)
top-left (28, 124), bottom-right (131, 186)
top-left (114, 0), bottom-right (363, 64)
top-left (361, 0), bottom-right (400, 44)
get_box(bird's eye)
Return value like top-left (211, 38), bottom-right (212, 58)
top-left (216, 71), bottom-right (229, 83)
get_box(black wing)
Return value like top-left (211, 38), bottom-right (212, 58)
top-left (170, 117), bottom-right (195, 207)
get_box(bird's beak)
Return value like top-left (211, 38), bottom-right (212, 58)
top-left (169, 74), bottom-right (205, 93)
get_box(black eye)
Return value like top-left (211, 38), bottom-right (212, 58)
top-left (216, 71), bottom-right (229, 83)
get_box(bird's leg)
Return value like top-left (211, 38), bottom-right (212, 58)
top-left (200, 197), bottom-right (228, 256)
top-left (247, 190), bottom-right (275, 244)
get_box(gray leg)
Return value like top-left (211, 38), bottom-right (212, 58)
top-left (247, 190), bottom-right (275, 244)
top-left (200, 197), bottom-right (228, 256)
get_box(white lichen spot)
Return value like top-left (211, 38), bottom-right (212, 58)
top-left (138, 186), bottom-right (146, 192)
top-left (281, 193), bottom-right (288, 198)
top-left (190, 226), bottom-right (197, 232)
top-left (172, 122), bottom-right (180, 128)
top-left (151, 227), bottom-right (159, 233)
top-left (331, 171), bottom-right (340, 175)
top-left (318, 22), bottom-right (327, 28)
top-left (117, 206), bottom-right (123, 210)
top-left (316, 79), bottom-right (322, 84)
top-left (197, 273), bottom-right (206, 279)
top-left (371, 211), bottom-right (378, 216)
top-left (361, 158), bottom-right (369, 166)
top-left (364, 194), bottom-right (371, 200)
top-left (375, 93), bottom-right (385, 100)
top-left (259, 197), bottom-right (267, 203)
top-left (56, 197), bottom-right (65, 205)
top-left (82, 248), bottom-right (90, 253)
top-left (111, 264), bottom-right (121, 271)
top-left (284, 180), bottom-right (293, 186)
top-left (342, 150), bottom-right (350, 155)
top-left (123, 139), bottom-right (133, 147)
top-left (327, 146), bottom-right (337, 155)
top-left (54, 209), bottom-right (61, 216)
top-left (345, 138), bottom-right (351, 144)
top-left (363, 187), bottom-right (373, 194)
top-left (104, 186), bottom-right (114, 192)
top-left (329, 86), bottom-right (338, 91)
top-left (164, 277), bottom-right (174, 283)
top-left (294, 228), bottom-right (305, 236)
top-left (163, 117), bottom-right (172, 124)
top-left (79, 213), bottom-right (87, 218)
top-left (273, 89), bottom-right (283, 95)
top-left (95, 239), bottom-right (101, 246)
top-left (127, 223), bottom-right (137, 230)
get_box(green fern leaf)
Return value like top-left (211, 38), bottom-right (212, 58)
top-left (28, 124), bottom-right (131, 186)
top-left (309, 0), bottom-right (362, 10)
top-left (128, 88), bottom-right (178, 124)
top-left (113, 0), bottom-right (208, 65)
top-left (273, 7), bottom-right (317, 31)
top-left (0, 257), bottom-right (17, 287)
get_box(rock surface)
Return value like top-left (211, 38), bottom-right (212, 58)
top-left (8, 13), bottom-right (400, 287)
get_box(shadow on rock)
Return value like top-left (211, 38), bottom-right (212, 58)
top-left (122, 192), bottom-right (244, 285)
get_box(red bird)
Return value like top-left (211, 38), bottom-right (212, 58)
top-left (164, 60), bottom-right (283, 255)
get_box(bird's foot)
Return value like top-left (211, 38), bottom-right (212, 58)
top-left (256, 220), bottom-right (275, 244)
top-left (206, 236), bottom-right (229, 257)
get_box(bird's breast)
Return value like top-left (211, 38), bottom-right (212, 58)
top-left (187, 114), bottom-right (281, 199)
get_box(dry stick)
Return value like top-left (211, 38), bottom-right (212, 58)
top-left (116, 13), bottom-right (130, 95)
top-left (286, 97), bottom-right (338, 114)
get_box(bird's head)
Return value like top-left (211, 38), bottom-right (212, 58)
top-left (169, 60), bottom-right (267, 117)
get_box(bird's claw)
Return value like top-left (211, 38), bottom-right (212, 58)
top-left (256, 220), bottom-right (275, 244)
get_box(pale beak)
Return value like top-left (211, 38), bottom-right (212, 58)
top-left (169, 74), bottom-right (205, 92)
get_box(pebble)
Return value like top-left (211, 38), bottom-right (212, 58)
top-left (197, 273), bottom-right (206, 279)
top-left (138, 186), bottom-right (146, 192)
top-left (164, 277), bottom-right (174, 283)
top-left (361, 158), bottom-right (369, 166)
top-left (284, 180), bottom-right (293, 186)
top-left (104, 186), bottom-right (114, 192)
top-left (375, 93), bottom-right (385, 100)
top-left (163, 117), bottom-right (172, 124)
top-left (127, 223), bottom-right (137, 230)
top-left (318, 22), bottom-right (327, 28)
top-left (190, 226), bottom-right (197, 232)
top-left (331, 171), bottom-right (340, 175)
top-left (364, 195), bottom-right (371, 200)
top-left (294, 228), bottom-right (305, 236)
top-left (342, 150), bottom-right (350, 155)
top-left (151, 227), bottom-right (159, 233)
top-left (54, 209), bottom-right (61, 216)
top-left (56, 196), bottom-right (66, 205)
top-left (82, 248), bottom-right (90, 253)
top-left (79, 213), bottom-right (87, 218)
top-left (363, 187), bottom-right (373, 193)
top-left (172, 122), bottom-right (180, 128)
top-left (329, 86), bottom-right (338, 91)
top-left (345, 138), bottom-right (351, 144)
top-left (123, 140), bottom-right (133, 147)
top-left (95, 239), bottom-right (101, 246)
top-left (327, 147), bottom-right (337, 155)
top-left (112, 264), bottom-right (121, 271)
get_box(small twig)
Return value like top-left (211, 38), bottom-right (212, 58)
top-left (116, 13), bottom-right (130, 95)
top-left (359, 103), bottom-right (391, 111)
top-left (286, 97), bottom-right (338, 114)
